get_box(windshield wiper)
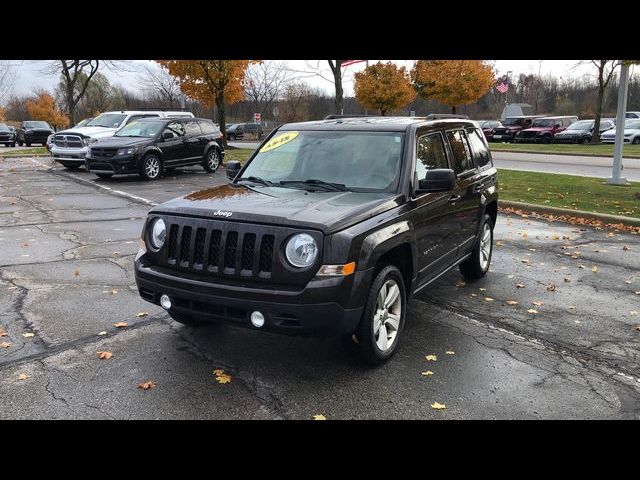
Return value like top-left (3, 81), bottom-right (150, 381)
top-left (236, 176), bottom-right (274, 187)
top-left (279, 179), bottom-right (348, 191)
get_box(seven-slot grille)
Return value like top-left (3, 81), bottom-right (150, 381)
top-left (54, 134), bottom-right (83, 148)
top-left (90, 147), bottom-right (118, 157)
top-left (163, 222), bottom-right (276, 279)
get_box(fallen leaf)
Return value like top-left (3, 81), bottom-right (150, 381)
top-left (484, 297), bottom-right (494, 302)
top-left (635, 291), bottom-right (640, 295)
top-left (479, 287), bottom-right (487, 292)
top-left (215, 373), bottom-right (232, 384)
top-left (138, 381), bottom-right (157, 390)
top-left (506, 300), bottom-right (519, 305)
top-left (551, 235), bottom-right (560, 240)
top-left (635, 325), bottom-right (640, 332)
top-left (470, 293), bottom-right (477, 297)
top-left (109, 289), bottom-right (118, 295)
top-left (625, 280), bottom-right (633, 284)
top-left (532, 301), bottom-right (544, 307)
top-left (623, 245), bottom-right (630, 251)
top-left (496, 241), bottom-right (504, 246)
top-left (516, 283), bottom-right (525, 289)
top-left (431, 402), bottom-right (447, 410)
top-left (445, 350), bottom-right (455, 355)
top-left (17, 373), bottom-right (29, 381)
top-left (113, 322), bottom-right (128, 328)
top-left (527, 309), bottom-right (539, 314)
top-left (578, 265), bottom-right (586, 269)
top-left (74, 269), bottom-right (80, 277)
top-left (313, 414), bottom-right (326, 420)
top-left (568, 306), bottom-right (576, 310)
top-left (0, 342), bottom-right (11, 349)
top-left (564, 278), bottom-right (571, 283)
top-left (425, 354), bottom-right (437, 361)
top-left (546, 284), bottom-right (557, 292)
top-left (631, 311), bottom-right (639, 316)
top-left (0, 327), bottom-right (7, 337)
top-left (591, 266), bottom-right (599, 273)
top-left (421, 371), bottom-right (434, 376)
top-left (98, 331), bottom-right (107, 336)
top-left (113, 251), bottom-right (121, 255)
top-left (136, 312), bottom-right (149, 317)
top-left (97, 351), bottom-right (113, 360)
top-left (22, 332), bottom-right (35, 338)
top-left (455, 280), bottom-right (466, 288)
top-left (575, 320), bottom-right (581, 325)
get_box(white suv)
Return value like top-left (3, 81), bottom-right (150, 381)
top-left (50, 111), bottom-right (194, 170)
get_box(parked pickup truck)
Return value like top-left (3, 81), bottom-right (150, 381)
top-left (50, 110), bottom-right (194, 170)
top-left (490, 115), bottom-right (545, 143)
top-left (135, 117), bottom-right (498, 364)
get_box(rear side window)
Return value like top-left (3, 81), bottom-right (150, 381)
top-left (198, 120), bottom-right (219, 134)
top-left (184, 120), bottom-right (202, 136)
top-left (415, 132), bottom-right (449, 180)
top-left (445, 130), bottom-right (474, 174)
top-left (466, 128), bottom-right (492, 168)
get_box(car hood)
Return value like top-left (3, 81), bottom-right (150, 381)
top-left (91, 137), bottom-right (153, 148)
top-left (521, 127), bottom-right (550, 133)
top-left (56, 126), bottom-right (119, 138)
top-left (556, 129), bottom-right (586, 135)
top-left (495, 126), bottom-right (521, 131)
top-left (151, 183), bottom-right (404, 234)
top-left (25, 128), bottom-right (53, 134)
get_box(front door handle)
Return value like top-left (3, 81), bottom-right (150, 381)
top-left (473, 184), bottom-right (484, 193)
top-left (448, 194), bottom-right (462, 204)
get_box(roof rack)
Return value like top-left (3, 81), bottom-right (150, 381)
top-left (324, 114), bottom-right (374, 120)
top-left (424, 114), bottom-right (470, 120)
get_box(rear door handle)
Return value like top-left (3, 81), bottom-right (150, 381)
top-left (448, 194), bottom-right (461, 204)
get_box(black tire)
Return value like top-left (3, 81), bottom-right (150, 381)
top-left (61, 163), bottom-right (80, 170)
top-left (346, 264), bottom-right (407, 365)
top-left (3, 144), bottom-right (8, 147)
top-left (542, 135), bottom-right (552, 144)
top-left (459, 213), bottom-right (494, 281)
top-left (168, 311), bottom-right (208, 326)
top-left (95, 173), bottom-right (113, 179)
top-left (9, 142), bottom-right (15, 147)
top-left (139, 153), bottom-right (162, 181)
top-left (18, 139), bottom-right (23, 146)
top-left (227, 133), bottom-right (235, 141)
top-left (633, 137), bottom-right (640, 145)
top-left (580, 137), bottom-right (590, 144)
top-left (25, 141), bottom-right (31, 147)
top-left (202, 147), bottom-right (221, 173)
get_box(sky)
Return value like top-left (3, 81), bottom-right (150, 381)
top-left (3, 60), bottom-right (603, 98)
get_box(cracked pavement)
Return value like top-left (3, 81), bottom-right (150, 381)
top-left (1, 156), bottom-right (640, 419)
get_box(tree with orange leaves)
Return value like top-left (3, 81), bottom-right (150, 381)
top-left (26, 92), bottom-right (69, 130)
top-left (354, 62), bottom-right (416, 116)
top-left (157, 60), bottom-right (255, 146)
top-left (411, 60), bottom-right (495, 114)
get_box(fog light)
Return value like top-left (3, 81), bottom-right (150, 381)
top-left (250, 311), bottom-right (265, 328)
top-left (160, 294), bottom-right (172, 310)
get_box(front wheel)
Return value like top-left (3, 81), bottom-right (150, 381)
top-left (580, 137), bottom-right (590, 144)
top-left (139, 154), bottom-right (162, 181)
top-left (633, 137), bottom-right (640, 145)
top-left (460, 214), bottom-right (494, 281)
top-left (542, 135), bottom-right (552, 144)
top-left (346, 265), bottom-right (406, 365)
top-left (18, 139), bottom-right (23, 146)
top-left (25, 141), bottom-right (31, 147)
top-left (202, 148), bottom-right (220, 173)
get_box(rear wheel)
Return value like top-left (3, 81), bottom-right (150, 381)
top-left (139, 154), bottom-right (162, 181)
top-left (9, 142), bottom-right (15, 147)
top-left (580, 137), bottom-right (590, 144)
top-left (202, 148), bottom-right (220, 173)
top-left (345, 265), bottom-right (406, 365)
top-left (18, 139), bottom-right (23, 146)
top-left (227, 133), bottom-right (236, 141)
top-left (633, 137), bottom-right (640, 145)
top-left (460, 214), bottom-right (494, 281)
top-left (25, 141), bottom-right (31, 147)
top-left (543, 135), bottom-right (552, 144)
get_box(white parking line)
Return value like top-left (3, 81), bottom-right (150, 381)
top-left (28, 156), bottom-right (158, 207)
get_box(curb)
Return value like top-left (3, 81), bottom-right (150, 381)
top-left (490, 147), bottom-right (640, 159)
top-left (499, 200), bottom-right (640, 227)
top-left (0, 154), bottom-right (52, 159)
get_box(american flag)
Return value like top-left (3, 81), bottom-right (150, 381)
top-left (341, 60), bottom-right (367, 67)
top-left (496, 76), bottom-right (509, 93)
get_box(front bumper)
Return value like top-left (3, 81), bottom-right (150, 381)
top-left (85, 153), bottom-right (140, 174)
top-left (513, 136), bottom-right (548, 143)
top-left (490, 133), bottom-right (517, 142)
top-left (51, 145), bottom-right (89, 164)
top-left (135, 254), bottom-right (370, 337)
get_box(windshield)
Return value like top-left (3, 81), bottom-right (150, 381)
top-left (86, 114), bottom-right (127, 128)
top-left (503, 118), bottom-right (527, 126)
top-left (239, 130), bottom-right (404, 193)
top-left (24, 121), bottom-right (50, 129)
top-left (624, 120), bottom-right (640, 129)
top-left (0, 123), bottom-right (10, 132)
top-left (114, 121), bottom-right (164, 138)
top-left (567, 120), bottom-right (593, 130)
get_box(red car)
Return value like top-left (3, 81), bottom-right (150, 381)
top-left (514, 116), bottom-right (578, 144)
top-left (477, 120), bottom-right (502, 141)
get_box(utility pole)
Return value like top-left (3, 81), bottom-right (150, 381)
top-left (607, 61), bottom-right (629, 185)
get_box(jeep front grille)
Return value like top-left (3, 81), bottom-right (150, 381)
top-left (54, 134), bottom-right (83, 148)
top-left (518, 131), bottom-right (539, 138)
top-left (164, 223), bottom-right (275, 278)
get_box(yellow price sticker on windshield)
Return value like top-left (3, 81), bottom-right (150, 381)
top-left (260, 131), bottom-right (299, 153)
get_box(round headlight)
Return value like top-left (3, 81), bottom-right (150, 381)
top-left (285, 233), bottom-right (318, 268)
top-left (150, 218), bottom-right (166, 249)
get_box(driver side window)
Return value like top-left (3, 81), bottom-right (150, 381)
top-left (163, 121), bottom-right (185, 139)
top-left (415, 132), bottom-right (449, 181)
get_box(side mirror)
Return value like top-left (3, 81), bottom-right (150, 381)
top-left (417, 169), bottom-right (456, 193)
top-left (226, 160), bottom-right (241, 181)
top-left (162, 132), bottom-right (173, 140)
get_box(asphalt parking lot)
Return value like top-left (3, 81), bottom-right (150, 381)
top-left (1, 156), bottom-right (640, 419)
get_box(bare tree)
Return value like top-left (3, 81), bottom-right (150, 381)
top-left (138, 63), bottom-right (181, 109)
top-left (281, 83), bottom-right (313, 123)
top-left (283, 61), bottom-right (347, 114)
top-left (244, 61), bottom-right (293, 117)
top-left (579, 60), bottom-right (619, 143)
top-left (0, 61), bottom-right (16, 104)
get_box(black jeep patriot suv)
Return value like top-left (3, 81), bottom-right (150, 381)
top-left (135, 117), bottom-right (498, 363)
